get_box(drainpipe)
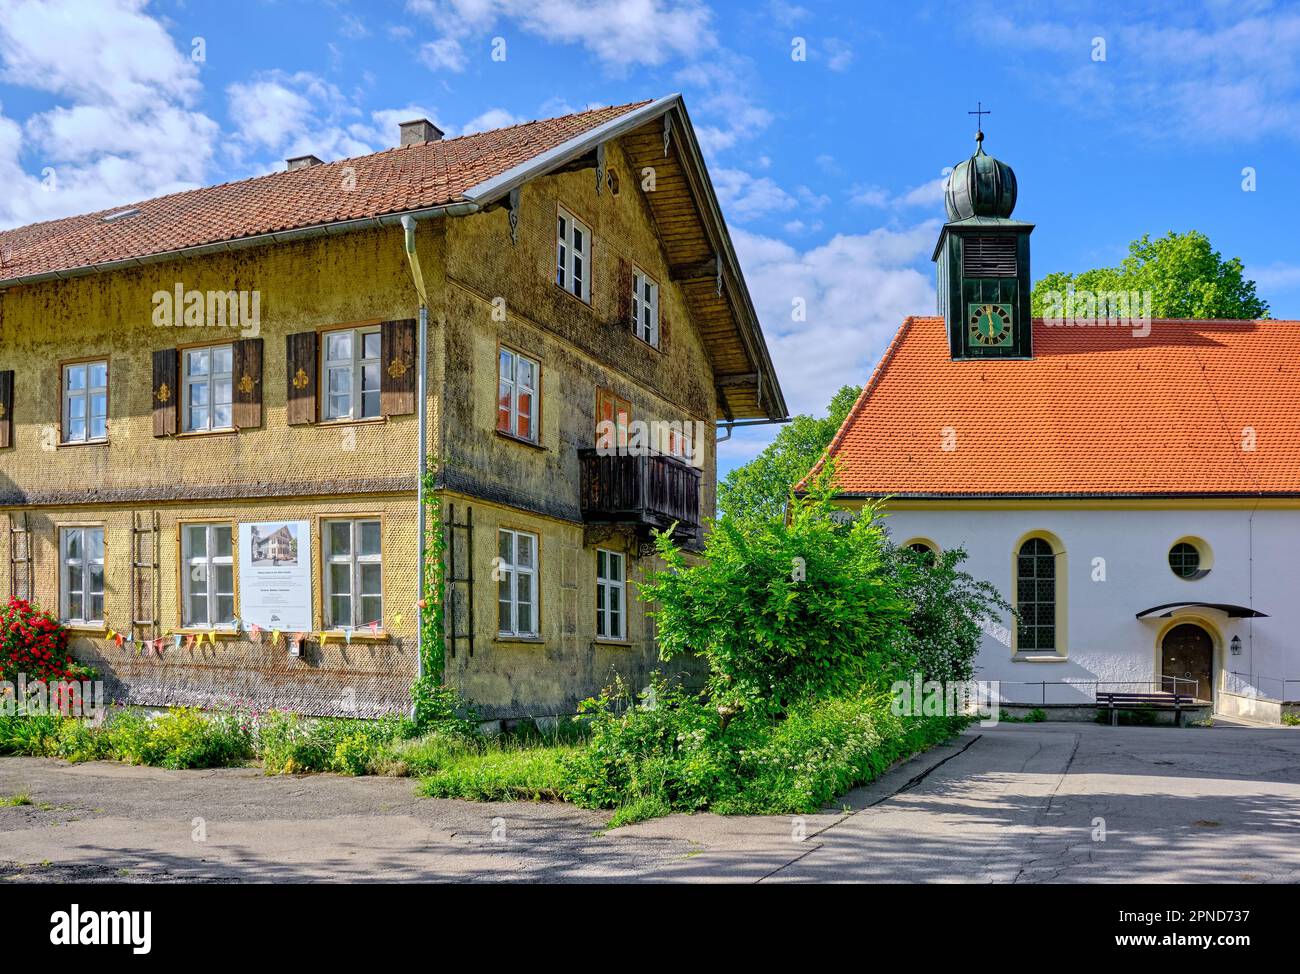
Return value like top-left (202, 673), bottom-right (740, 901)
top-left (401, 215), bottom-right (430, 695)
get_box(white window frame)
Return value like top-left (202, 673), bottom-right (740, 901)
top-left (62, 360), bottom-right (109, 443)
top-left (323, 518), bottom-right (384, 630)
top-left (631, 267), bottom-right (659, 347)
top-left (596, 548), bottom-right (626, 641)
top-left (497, 347), bottom-right (539, 443)
top-left (181, 344), bottom-right (234, 433)
top-left (556, 207), bottom-right (591, 303)
top-left (60, 526), bottom-right (104, 625)
top-left (322, 326), bottom-right (382, 421)
top-left (497, 528), bottom-right (538, 637)
top-left (181, 523), bottom-right (236, 630)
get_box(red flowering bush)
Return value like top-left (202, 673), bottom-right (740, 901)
top-left (0, 597), bottom-right (94, 684)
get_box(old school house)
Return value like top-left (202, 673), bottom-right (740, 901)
top-left (0, 95), bottom-right (786, 719)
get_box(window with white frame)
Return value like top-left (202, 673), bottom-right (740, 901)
top-left (631, 268), bottom-right (659, 347)
top-left (323, 327), bottom-right (382, 421)
top-left (324, 519), bottom-right (383, 629)
top-left (182, 344), bottom-right (233, 432)
top-left (596, 548), bottom-right (625, 641)
top-left (556, 207), bottom-right (591, 303)
top-left (497, 528), bottom-right (538, 637)
top-left (496, 348), bottom-right (539, 442)
top-left (182, 523), bottom-right (235, 629)
top-left (62, 360), bottom-right (108, 442)
top-left (60, 527), bottom-right (104, 625)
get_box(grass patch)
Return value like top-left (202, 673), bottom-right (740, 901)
top-left (417, 741), bottom-right (580, 801)
top-left (0, 793), bottom-right (32, 807)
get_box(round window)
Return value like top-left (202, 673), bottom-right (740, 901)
top-left (906, 541), bottom-right (937, 566)
top-left (1168, 542), bottom-right (1202, 579)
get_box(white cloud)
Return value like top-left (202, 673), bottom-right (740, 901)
top-left (407, 0), bottom-right (715, 69)
top-left (822, 37), bottom-right (853, 72)
top-left (0, 0), bottom-right (218, 228)
top-left (732, 223), bottom-right (939, 417)
top-left (420, 36), bottom-right (467, 72)
top-left (981, 6), bottom-right (1300, 142)
top-left (852, 174), bottom-right (947, 211)
top-left (713, 167), bottom-right (797, 222)
top-left (226, 71), bottom-right (381, 166)
top-left (1248, 262), bottom-right (1300, 295)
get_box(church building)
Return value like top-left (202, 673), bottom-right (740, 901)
top-left (817, 130), bottom-right (1299, 719)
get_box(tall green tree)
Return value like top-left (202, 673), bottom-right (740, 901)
top-left (1031, 230), bottom-right (1268, 320)
top-left (717, 384), bottom-right (859, 523)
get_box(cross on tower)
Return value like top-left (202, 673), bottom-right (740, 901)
top-left (969, 102), bottom-right (991, 140)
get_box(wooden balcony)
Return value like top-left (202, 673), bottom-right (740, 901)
top-left (578, 449), bottom-right (702, 543)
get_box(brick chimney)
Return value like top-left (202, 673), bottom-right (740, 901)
top-left (286, 154), bottom-right (323, 171)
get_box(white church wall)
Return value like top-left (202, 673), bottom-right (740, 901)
top-left (875, 505), bottom-right (1299, 706)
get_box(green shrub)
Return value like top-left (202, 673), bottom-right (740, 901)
top-left (417, 744), bottom-right (577, 801)
top-left (108, 708), bottom-right (254, 769)
top-left (52, 717), bottom-right (113, 762)
top-left (0, 713), bottom-right (65, 756)
top-left (258, 711), bottom-right (406, 775)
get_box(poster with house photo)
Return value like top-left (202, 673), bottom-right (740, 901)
top-left (238, 521), bottom-right (312, 631)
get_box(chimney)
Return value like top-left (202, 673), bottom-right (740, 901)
top-left (286, 154), bottom-right (323, 171)
top-left (400, 118), bottom-right (444, 146)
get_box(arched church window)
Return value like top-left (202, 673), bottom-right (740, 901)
top-left (1017, 537), bottom-right (1056, 651)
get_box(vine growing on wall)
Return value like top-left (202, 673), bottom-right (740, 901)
top-left (410, 471), bottom-right (453, 729)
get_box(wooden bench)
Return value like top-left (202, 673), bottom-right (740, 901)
top-left (1097, 692), bottom-right (1189, 727)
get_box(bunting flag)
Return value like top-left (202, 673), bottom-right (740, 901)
top-left (367, 620), bottom-right (380, 636)
top-left (317, 631), bottom-right (328, 645)
top-left (250, 623), bottom-right (262, 639)
top-left (343, 626), bottom-right (353, 645)
top-left (393, 612), bottom-right (404, 627)
top-left (173, 633), bottom-right (183, 649)
top-left (113, 632), bottom-right (124, 649)
top-left (271, 629), bottom-right (281, 647)
top-left (185, 634), bottom-right (195, 650)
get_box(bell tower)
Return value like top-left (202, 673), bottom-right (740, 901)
top-left (932, 112), bottom-right (1034, 359)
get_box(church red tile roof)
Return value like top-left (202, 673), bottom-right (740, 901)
top-left (0, 101), bottom-right (648, 283)
top-left (813, 315), bottom-right (1300, 497)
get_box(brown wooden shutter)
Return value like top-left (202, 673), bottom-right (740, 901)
top-left (380, 318), bottom-right (417, 416)
top-left (285, 332), bottom-right (318, 425)
top-left (617, 258), bottom-right (633, 329)
top-left (151, 348), bottom-right (178, 437)
top-left (232, 337), bottom-right (263, 429)
top-left (0, 370), bottom-right (12, 448)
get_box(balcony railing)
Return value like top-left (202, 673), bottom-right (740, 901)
top-left (578, 449), bottom-right (702, 542)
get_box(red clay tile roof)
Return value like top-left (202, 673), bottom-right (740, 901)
top-left (0, 101), bottom-right (649, 282)
top-left (815, 315), bottom-right (1300, 496)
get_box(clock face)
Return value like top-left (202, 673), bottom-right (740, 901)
top-left (967, 303), bottom-right (1013, 348)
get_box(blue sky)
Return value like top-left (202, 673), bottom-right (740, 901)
top-left (2, 0), bottom-right (1298, 478)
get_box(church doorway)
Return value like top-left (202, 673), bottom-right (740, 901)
top-left (1161, 623), bottom-right (1214, 702)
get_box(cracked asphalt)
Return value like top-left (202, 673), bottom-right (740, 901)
top-left (2, 721), bottom-right (1297, 883)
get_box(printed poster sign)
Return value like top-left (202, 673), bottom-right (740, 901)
top-left (238, 520), bottom-right (312, 631)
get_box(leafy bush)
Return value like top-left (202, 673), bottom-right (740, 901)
top-left (108, 708), bottom-right (254, 770)
top-left (258, 711), bottom-right (407, 775)
top-left (0, 713), bottom-right (65, 756)
top-left (0, 597), bottom-right (95, 686)
top-left (561, 676), bottom-right (968, 818)
top-left (640, 473), bottom-right (911, 714)
top-left (417, 744), bottom-right (577, 801)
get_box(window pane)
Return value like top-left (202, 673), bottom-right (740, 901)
top-left (610, 553), bottom-right (623, 582)
top-left (330, 595), bottom-right (352, 627)
top-left (90, 415), bottom-right (108, 440)
top-left (88, 593), bottom-right (104, 623)
top-left (212, 345), bottom-right (233, 374)
top-left (362, 362), bottom-right (380, 392)
top-left (327, 332), bottom-right (352, 361)
top-left (89, 390), bottom-right (108, 417)
top-left (87, 530), bottom-right (104, 562)
top-left (499, 349), bottom-right (513, 380)
top-left (68, 396), bottom-right (86, 419)
top-left (88, 560), bottom-right (104, 594)
top-left (597, 550), bottom-right (606, 577)
top-left (68, 591), bottom-right (83, 621)
top-left (498, 571), bottom-right (511, 606)
top-left (189, 593), bottom-right (209, 626)
top-left (213, 402), bottom-right (232, 429)
top-left (187, 350), bottom-right (208, 377)
top-left (215, 564), bottom-right (234, 597)
top-left (213, 377), bottom-right (232, 406)
top-left (328, 522), bottom-right (351, 556)
top-left (188, 407), bottom-right (208, 432)
top-left (498, 530), bottom-right (513, 563)
top-left (66, 417), bottom-right (86, 441)
top-left (64, 530), bottom-right (80, 560)
top-left (361, 389), bottom-right (380, 419)
top-left (516, 601), bottom-right (533, 635)
top-left (359, 562), bottom-right (382, 596)
top-left (329, 563), bottom-right (352, 598)
top-left (516, 571), bottom-right (531, 605)
top-left (516, 534), bottom-right (534, 568)
top-left (497, 381), bottom-right (512, 432)
top-left (360, 596), bottom-right (383, 627)
top-left (185, 525), bottom-right (207, 558)
top-left (362, 332), bottom-right (381, 359)
top-left (213, 526), bottom-right (232, 559)
top-left (328, 395), bottom-right (350, 419)
top-left (190, 381), bottom-right (209, 407)
top-left (517, 360), bottom-right (535, 390)
top-left (359, 521), bottom-right (381, 557)
top-left (66, 365), bottom-right (86, 391)
top-left (516, 394), bottom-right (532, 440)
top-left (215, 595), bottom-right (235, 625)
top-left (498, 597), bottom-right (512, 633)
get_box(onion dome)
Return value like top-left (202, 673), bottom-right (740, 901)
top-left (944, 131), bottom-right (1017, 221)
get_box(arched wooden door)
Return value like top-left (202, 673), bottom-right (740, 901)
top-left (1162, 623), bottom-right (1213, 702)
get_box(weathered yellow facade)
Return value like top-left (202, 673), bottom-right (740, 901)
top-left (0, 119), bottom-right (774, 719)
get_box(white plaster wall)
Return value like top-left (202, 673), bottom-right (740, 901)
top-left (879, 506), bottom-right (1300, 705)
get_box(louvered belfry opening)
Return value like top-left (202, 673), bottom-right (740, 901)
top-left (962, 234), bottom-right (1018, 278)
